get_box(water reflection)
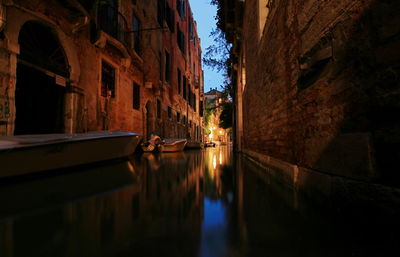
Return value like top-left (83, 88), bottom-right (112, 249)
top-left (0, 146), bottom-right (399, 257)
top-left (200, 146), bottom-right (232, 257)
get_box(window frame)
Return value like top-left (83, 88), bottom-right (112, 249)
top-left (133, 83), bottom-right (140, 110)
top-left (165, 50), bottom-right (171, 83)
top-left (132, 14), bottom-right (141, 55)
top-left (101, 60), bottom-right (116, 98)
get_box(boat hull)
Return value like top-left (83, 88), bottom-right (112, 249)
top-left (141, 143), bottom-right (157, 152)
top-left (159, 139), bottom-right (187, 152)
top-left (0, 131), bottom-right (141, 179)
top-left (185, 141), bottom-right (204, 149)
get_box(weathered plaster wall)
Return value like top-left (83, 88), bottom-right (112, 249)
top-left (0, 0), bottom-right (204, 140)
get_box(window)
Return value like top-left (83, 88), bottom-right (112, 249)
top-left (165, 2), bottom-right (174, 32)
top-left (101, 61), bottom-right (115, 98)
top-left (157, 0), bottom-right (165, 26)
top-left (177, 28), bottom-right (185, 54)
top-left (188, 87), bottom-right (193, 107)
top-left (168, 106), bottom-right (172, 118)
top-left (133, 83), bottom-right (140, 110)
top-left (165, 50), bottom-right (170, 83)
top-left (183, 115), bottom-right (186, 125)
top-left (200, 101), bottom-right (203, 117)
top-left (97, 0), bottom-right (118, 39)
top-left (177, 68), bottom-right (182, 94)
top-left (177, 0), bottom-right (185, 18)
top-left (194, 95), bottom-right (197, 112)
top-left (189, 20), bottom-right (193, 38)
top-left (159, 51), bottom-right (163, 81)
top-left (132, 15), bottom-right (141, 54)
top-left (157, 99), bottom-right (161, 119)
top-left (183, 76), bottom-right (187, 100)
top-left (177, 112), bottom-right (180, 122)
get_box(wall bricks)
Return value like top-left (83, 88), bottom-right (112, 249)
top-left (227, 0), bottom-right (400, 186)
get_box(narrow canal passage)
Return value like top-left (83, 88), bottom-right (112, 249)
top-left (0, 147), bottom-right (398, 257)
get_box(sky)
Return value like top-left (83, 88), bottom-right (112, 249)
top-left (189, 0), bottom-right (225, 93)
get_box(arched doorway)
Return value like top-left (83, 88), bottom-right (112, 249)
top-left (14, 21), bottom-right (69, 135)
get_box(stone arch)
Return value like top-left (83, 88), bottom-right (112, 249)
top-left (3, 8), bottom-right (83, 134)
top-left (14, 21), bottom-right (72, 134)
top-left (5, 10), bottom-right (80, 83)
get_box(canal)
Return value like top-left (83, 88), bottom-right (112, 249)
top-left (0, 146), bottom-right (398, 257)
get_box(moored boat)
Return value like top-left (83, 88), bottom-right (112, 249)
top-left (0, 131), bottom-right (141, 179)
top-left (141, 142), bottom-right (157, 152)
top-left (185, 141), bottom-right (204, 149)
top-left (140, 134), bottom-right (162, 153)
top-left (159, 138), bottom-right (187, 152)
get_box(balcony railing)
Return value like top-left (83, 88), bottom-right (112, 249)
top-left (97, 4), bottom-right (130, 47)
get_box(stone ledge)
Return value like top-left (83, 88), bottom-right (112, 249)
top-left (242, 148), bottom-right (400, 214)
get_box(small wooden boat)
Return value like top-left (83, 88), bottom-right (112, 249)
top-left (204, 141), bottom-right (216, 147)
top-left (185, 141), bottom-right (204, 149)
top-left (159, 138), bottom-right (187, 152)
top-left (0, 131), bottom-right (141, 179)
top-left (141, 142), bottom-right (157, 152)
top-left (141, 134), bottom-right (162, 152)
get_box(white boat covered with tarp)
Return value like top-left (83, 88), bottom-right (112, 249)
top-left (0, 131), bottom-right (141, 179)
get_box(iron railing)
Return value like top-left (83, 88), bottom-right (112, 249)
top-left (97, 4), bottom-right (130, 47)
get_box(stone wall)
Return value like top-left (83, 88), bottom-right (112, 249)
top-left (240, 0), bottom-right (400, 186)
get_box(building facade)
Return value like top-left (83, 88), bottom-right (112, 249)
top-left (219, 0), bottom-right (400, 195)
top-left (204, 88), bottom-right (229, 144)
top-left (0, 0), bottom-right (204, 142)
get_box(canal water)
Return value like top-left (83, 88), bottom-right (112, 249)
top-left (0, 146), bottom-right (398, 257)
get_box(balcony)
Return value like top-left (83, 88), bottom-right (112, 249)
top-left (96, 4), bottom-right (130, 47)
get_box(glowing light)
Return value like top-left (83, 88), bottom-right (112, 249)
top-left (219, 152), bottom-right (223, 165)
top-left (213, 155), bottom-right (217, 169)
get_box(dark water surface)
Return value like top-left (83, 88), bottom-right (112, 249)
top-left (0, 146), bottom-right (398, 257)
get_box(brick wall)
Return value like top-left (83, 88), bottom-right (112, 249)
top-left (240, 0), bottom-right (400, 185)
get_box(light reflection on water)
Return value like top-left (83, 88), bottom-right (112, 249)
top-left (0, 146), bottom-right (398, 257)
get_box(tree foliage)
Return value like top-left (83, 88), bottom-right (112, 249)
top-left (203, 28), bottom-right (230, 73)
top-left (204, 100), bottom-right (215, 127)
top-left (219, 101), bottom-right (232, 129)
top-left (203, 1), bottom-right (234, 130)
